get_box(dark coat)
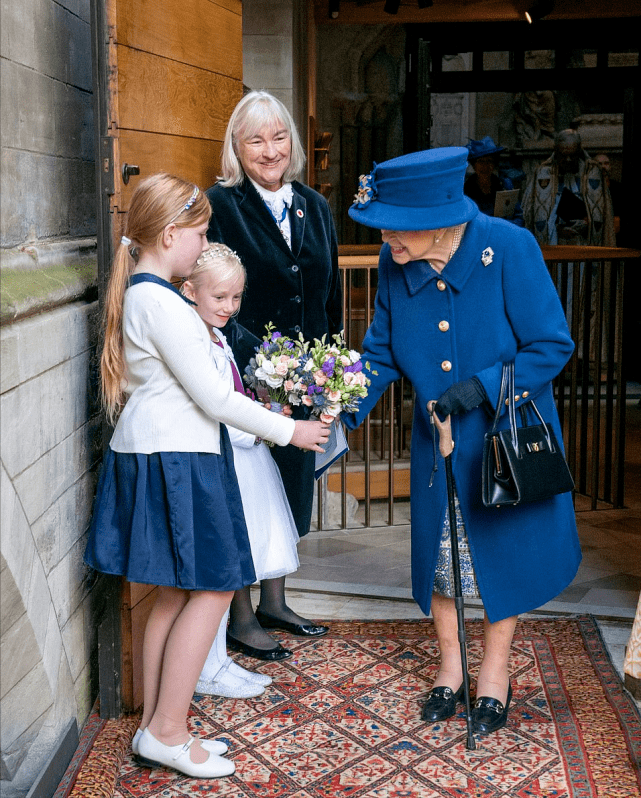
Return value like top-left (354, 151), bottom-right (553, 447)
top-left (206, 178), bottom-right (343, 537)
top-left (344, 212), bottom-right (581, 622)
top-left (206, 178), bottom-right (342, 343)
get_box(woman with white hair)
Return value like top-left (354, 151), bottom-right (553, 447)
top-left (201, 91), bottom-right (342, 673)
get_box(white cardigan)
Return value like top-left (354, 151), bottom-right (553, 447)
top-left (110, 281), bottom-right (295, 454)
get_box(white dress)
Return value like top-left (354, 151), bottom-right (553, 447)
top-left (214, 329), bottom-right (299, 580)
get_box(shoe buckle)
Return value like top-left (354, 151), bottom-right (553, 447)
top-left (173, 738), bottom-right (194, 761)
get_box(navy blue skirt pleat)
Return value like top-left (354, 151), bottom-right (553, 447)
top-left (84, 427), bottom-right (256, 591)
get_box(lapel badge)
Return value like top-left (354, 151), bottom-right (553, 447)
top-left (481, 247), bottom-right (494, 267)
top-left (296, 209), bottom-right (304, 218)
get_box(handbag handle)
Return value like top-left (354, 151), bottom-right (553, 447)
top-left (490, 361), bottom-right (554, 458)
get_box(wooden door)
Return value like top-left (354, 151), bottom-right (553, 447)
top-left (91, 0), bottom-right (243, 715)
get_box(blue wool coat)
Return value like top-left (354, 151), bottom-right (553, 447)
top-left (344, 212), bottom-right (581, 622)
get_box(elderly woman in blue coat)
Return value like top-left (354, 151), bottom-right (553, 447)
top-left (344, 148), bottom-right (581, 735)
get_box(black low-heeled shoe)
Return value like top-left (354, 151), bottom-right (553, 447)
top-left (227, 632), bottom-right (292, 661)
top-left (472, 681), bottom-right (512, 734)
top-left (421, 682), bottom-right (466, 723)
top-left (255, 609), bottom-right (329, 638)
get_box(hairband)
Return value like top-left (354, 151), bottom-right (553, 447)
top-left (121, 236), bottom-right (132, 246)
top-left (198, 243), bottom-right (241, 263)
top-left (168, 186), bottom-right (200, 224)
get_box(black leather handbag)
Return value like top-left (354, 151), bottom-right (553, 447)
top-left (482, 361), bottom-right (574, 508)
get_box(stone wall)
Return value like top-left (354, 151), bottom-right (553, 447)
top-left (1, 0), bottom-right (99, 794)
top-left (1, 300), bottom-right (102, 796)
top-left (1, 0), bottom-right (95, 246)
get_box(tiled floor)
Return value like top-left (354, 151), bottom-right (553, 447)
top-left (274, 390), bottom-right (641, 695)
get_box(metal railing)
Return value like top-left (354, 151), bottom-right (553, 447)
top-left (315, 244), bottom-right (639, 529)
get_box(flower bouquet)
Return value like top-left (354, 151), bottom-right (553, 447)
top-left (243, 323), bottom-right (307, 412)
top-left (297, 332), bottom-right (374, 424)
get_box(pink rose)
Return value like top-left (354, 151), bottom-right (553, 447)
top-left (328, 389), bottom-right (342, 402)
top-left (320, 413), bottom-right (335, 424)
top-left (275, 362), bottom-right (289, 376)
top-left (340, 355), bottom-right (351, 366)
top-left (343, 372), bottom-right (355, 385)
top-left (284, 380), bottom-right (295, 392)
top-left (302, 395), bottom-right (314, 406)
top-left (314, 370), bottom-right (328, 386)
top-left (354, 371), bottom-right (367, 386)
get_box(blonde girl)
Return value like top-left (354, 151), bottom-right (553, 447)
top-left (181, 244), bottom-right (302, 698)
top-left (84, 174), bottom-right (329, 780)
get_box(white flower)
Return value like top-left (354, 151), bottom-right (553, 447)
top-left (257, 361), bottom-right (276, 375)
top-left (349, 350), bottom-right (361, 364)
top-left (264, 374), bottom-right (284, 389)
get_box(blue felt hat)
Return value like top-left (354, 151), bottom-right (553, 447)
top-left (466, 136), bottom-right (505, 161)
top-left (348, 147), bottom-right (478, 231)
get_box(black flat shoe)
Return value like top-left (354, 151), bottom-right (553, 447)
top-left (472, 681), bottom-right (512, 735)
top-left (227, 632), bottom-right (292, 661)
top-left (421, 682), bottom-right (466, 723)
top-left (255, 609), bottom-right (329, 638)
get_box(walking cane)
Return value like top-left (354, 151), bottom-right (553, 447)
top-left (428, 401), bottom-right (476, 751)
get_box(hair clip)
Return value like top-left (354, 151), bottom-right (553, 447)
top-left (121, 236), bottom-right (132, 246)
top-left (168, 186), bottom-right (200, 224)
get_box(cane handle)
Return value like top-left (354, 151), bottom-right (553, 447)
top-left (427, 401), bottom-right (455, 458)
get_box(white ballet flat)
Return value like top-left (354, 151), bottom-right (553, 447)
top-left (137, 728), bottom-right (235, 778)
top-left (226, 657), bottom-right (273, 686)
top-left (195, 669), bottom-right (265, 699)
top-left (132, 728), bottom-right (227, 757)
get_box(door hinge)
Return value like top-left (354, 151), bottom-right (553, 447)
top-left (100, 137), bottom-right (115, 196)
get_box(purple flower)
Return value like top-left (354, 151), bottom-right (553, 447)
top-left (284, 341), bottom-right (295, 349)
top-left (322, 357), bottom-right (336, 376)
top-left (344, 361), bottom-right (363, 373)
top-left (271, 331), bottom-right (282, 342)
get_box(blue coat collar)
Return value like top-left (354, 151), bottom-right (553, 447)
top-left (399, 213), bottom-right (494, 296)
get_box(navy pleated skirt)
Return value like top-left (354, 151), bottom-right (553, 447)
top-left (84, 426), bottom-right (256, 591)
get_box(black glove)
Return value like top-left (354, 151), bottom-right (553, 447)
top-left (434, 377), bottom-right (488, 417)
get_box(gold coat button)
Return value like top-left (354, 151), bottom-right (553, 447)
top-left (522, 391), bottom-right (529, 398)
top-left (441, 360), bottom-right (452, 372)
top-left (438, 320), bottom-right (450, 332)
top-left (437, 280), bottom-right (447, 291)
top-left (514, 394), bottom-right (521, 402)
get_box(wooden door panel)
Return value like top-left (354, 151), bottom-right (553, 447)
top-left (96, 0), bottom-right (243, 712)
top-left (114, 0), bottom-right (242, 78)
top-left (117, 48), bottom-right (239, 139)
top-left (117, 131), bottom-right (222, 211)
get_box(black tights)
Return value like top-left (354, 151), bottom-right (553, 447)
top-left (227, 576), bottom-right (313, 650)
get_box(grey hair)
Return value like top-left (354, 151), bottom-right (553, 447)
top-left (555, 129), bottom-right (582, 149)
top-left (218, 91), bottom-right (306, 187)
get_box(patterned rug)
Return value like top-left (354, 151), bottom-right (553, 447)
top-left (57, 616), bottom-right (641, 798)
